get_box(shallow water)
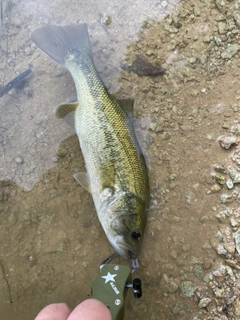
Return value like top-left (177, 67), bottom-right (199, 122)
top-left (1, 0), bottom-right (240, 319)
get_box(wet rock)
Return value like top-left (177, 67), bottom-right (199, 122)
top-left (226, 179), bottom-right (234, 189)
top-left (231, 150), bottom-right (240, 166)
top-left (161, 0), bottom-right (168, 8)
top-left (163, 23), bottom-right (178, 34)
top-left (230, 124), bottom-right (240, 135)
top-left (213, 264), bottom-right (226, 277)
top-left (234, 297), bottom-right (240, 317)
top-left (203, 240), bottom-right (212, 250)
top-left (218, 21), bottom-right (227, 34)
top-left (57, 147), bottom-right (68, 158)
top-left (198, 297), bottom-right (212, 308)
top-left (15, 156), bottom-right (24, 164)
top-left (167, 280), bottom-right (178, 293)
top-left (233, 12), bottom-right (240, 27)
top-left (221, 44), bottom-right (240, 59)
top-left (149, 122), bottom-right (157, 131)
top-left (181, 125), bottom-right (192, 131)
top-left (188, 57), bottom-right (196, 64)
top-left (203, 272), bottom-right (213, 283)
top-left (215, 0), bottom-right (227, 13)
top-left (172, 302), bottom-right (183, 315)
top-left (204, 35), bottom-right (212, 43)
top-left (212, 172), bottom-right (226, 185)
top-left (190, 89), bottom-right (198, 96)
top-left (225, 259), bottom-right (240, 270)
top-left (222, 121), bottom-right (231, 129)
top-left (216, 208), bottom-right (232, 222)
top-left (179, 281), bottom-right (197, 298)
top-left (220, 193), bottom-right (232, 204)
top-left (185, 191), bottom-right (197, 204)
top-left (215, 14), bottom-right (225, 22)
top-left (234, 229), bottom-right (240, 254)
top-left (231, 104), bottom-right (240, 113)
top-left (170, 250), bottom-right (177, 259)
top-left (82, 261), bottom-right (89, 268)
top-left (182, 244), bottom-right (190, 252)
top-left (218, 135), bottom-right (239, 149)
top-left (193, 6), bottom-right (201, 17)
top-left (214, 35), bottom-right (222, 46)
top-left (155, 124), bottom-right (164, 133)
top-left (230, 217), bottom-right (238, 228)
top-left (228, 166), bottom-right (240, 184)
top-left (194, 266), bottom-right (204, 280)
top-left (199, 215), bottom-right (210, 224)
top-left (225, 265), bottom-right (235, 282)
top-left (224, 242), bottom-right (235, 254)
top-left (213, 164), bottom-right (226, 173)
top-left (216, 244), bottom-right (229, 257)
top-left (160, 273), bottom-right (178, 293)
top-left (213, 286), bottom-right (225, 298)
top-left (203, 263), bottom-right (212, 270)
top-left (199, 53), bottom-right (207, 64)
top-left (100, 15), bottom-right (112, 26)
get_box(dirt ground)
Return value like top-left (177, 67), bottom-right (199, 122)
top-left (1, 0), bottom-right (240, 319)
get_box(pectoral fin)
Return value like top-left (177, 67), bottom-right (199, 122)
top-left (74, 172), bottom-right (91, 192)
top-left (55, 100), bottom-right (79, 129)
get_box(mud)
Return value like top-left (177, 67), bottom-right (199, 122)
top-left (1, 0), bottom-right (240, 319)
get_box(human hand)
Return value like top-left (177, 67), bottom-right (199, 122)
top-left (35, 299), bottom-right (111, 320)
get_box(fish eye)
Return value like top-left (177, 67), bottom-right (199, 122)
top-left (131, 231), bottom-right (141, 241)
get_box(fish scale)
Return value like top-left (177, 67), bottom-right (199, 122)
top-left (67, 51), bottom-right (147, 200)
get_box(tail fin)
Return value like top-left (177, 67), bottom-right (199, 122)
top-left (31, 24), bottom-right (92, 65)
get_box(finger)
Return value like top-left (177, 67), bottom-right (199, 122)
top-left (35, 303), bottom-right (71, 320)
top-left (67, 299), bottom-right (111, 320)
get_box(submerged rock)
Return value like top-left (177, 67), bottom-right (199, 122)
top-left (121, 55), bottom-right (165, 76)
top-left (179, 281), bottom-right (197, 298)
top-left (160, 273), bottom-right (178, 293)
top-left (198, 297), bottom-right (212, 308)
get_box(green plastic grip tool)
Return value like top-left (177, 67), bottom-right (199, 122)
top-left (91, 262), bottom-right (142, 320)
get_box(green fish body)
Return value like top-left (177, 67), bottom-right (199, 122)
top-left (31, 24), bottom-right (149, 260)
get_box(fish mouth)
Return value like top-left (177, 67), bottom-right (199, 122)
top-left (115, 236), bottom-right (137, 260)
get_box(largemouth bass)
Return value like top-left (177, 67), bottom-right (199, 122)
top-left (31, 24), bottom-right (149, 260)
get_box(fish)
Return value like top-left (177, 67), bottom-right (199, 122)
top-left (31, 24), bottom-right (149, 260)
top-left (121, 55), bottom-right (165, 76)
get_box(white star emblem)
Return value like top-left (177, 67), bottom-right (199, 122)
top-left (101, 272), bottom-right (117, 283)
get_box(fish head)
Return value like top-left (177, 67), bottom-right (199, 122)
top-left (99, 188), bottom-right (147, 260)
